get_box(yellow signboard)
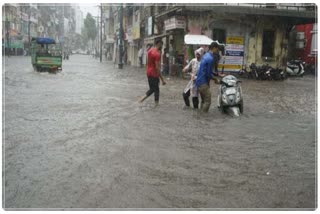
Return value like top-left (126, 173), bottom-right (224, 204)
top-left (226, 36), bottom-right (244, 45)
top-left (132, 24), bottom-right (140, 40)
top-left (218, 64), bottom-right (242, 70)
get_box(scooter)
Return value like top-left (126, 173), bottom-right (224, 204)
top-left (286, 59), bottom-right (305, 76)
top-left (217, 75), bottom-right (243, 117)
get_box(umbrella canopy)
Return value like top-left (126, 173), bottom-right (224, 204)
top-left (32, 37), bottom-right (56, 44)
top-left (184, 34), bottom-right (214, 45)
top-left (184, 34), bottom-right (225, 49)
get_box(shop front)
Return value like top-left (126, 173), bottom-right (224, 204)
top-left (164, 16), bottom-right (186, 76)
top-left (5, 29), bottom-right (24, 55)
top-left (105, 36), bottom-right (114, 61)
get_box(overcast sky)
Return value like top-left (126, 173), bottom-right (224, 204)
top-left (79, 4), bottom-right (99, 18)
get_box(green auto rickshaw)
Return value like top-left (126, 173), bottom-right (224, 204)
top-left (31, 37), bottom-right (62, 73)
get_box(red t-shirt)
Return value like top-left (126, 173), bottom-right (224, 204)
top-left (147, 47), bottom-right (161, 78)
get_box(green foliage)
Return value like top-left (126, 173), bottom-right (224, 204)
top-left (83, 13), bottom-right (97, 42)
top-left (74, 33), bottom-right (82, 50)
top-left (81, 27), bottom-right (89, 45)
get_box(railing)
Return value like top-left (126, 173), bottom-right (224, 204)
top-left (222, 3), bottom-right (315, 11)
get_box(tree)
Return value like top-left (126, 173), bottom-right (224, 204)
top-left (73, 33), bottom-right (82, 50)
top-left (83, 13), bottom-right (97, 51)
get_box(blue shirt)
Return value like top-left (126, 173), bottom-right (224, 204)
top-left (196, 52), bottom-right (216, 88)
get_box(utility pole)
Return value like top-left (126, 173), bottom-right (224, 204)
top-left (118, 4), bottom-right (123, 69)
top-left (97, 16), bottom-right (99, 59)
top-left (100, 4), bottom-right (103, 62)
top-left (5, 17), bottom-right (10, 57)
top-left (28, 5), bottom-right (31, 53)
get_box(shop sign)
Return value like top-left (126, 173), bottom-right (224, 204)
top-left (147, 16), bottom-right (153, 36)
top-left (5, 39), bottom-right (23, 48)
top-left (226, 50), bottom-right (244, 57)
top-left (218, 64), bottom-right (242, 70)
top-left (132, 24), bottom-right (140, 40)
top-left (223, 36), bottom-right (245, 72)
top-left (164, 16), bottom-right (186, 31)
top-left (127, 26), bottom-right (133, 43)
top-left (226, 36), bottom-right (244, 45)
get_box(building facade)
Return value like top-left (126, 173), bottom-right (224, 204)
top-left (102, 3), bottom-right (316, 72)
top-left (2, 3), bottom-right (78, 55)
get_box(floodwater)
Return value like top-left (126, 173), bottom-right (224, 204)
top-left (3, 55), bottom-right (317, 209)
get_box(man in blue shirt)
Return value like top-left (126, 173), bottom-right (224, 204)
top-left (196, 42), bottom-right (220, 113)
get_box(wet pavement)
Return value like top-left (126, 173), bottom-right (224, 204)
top-left (3, 55), bottom-right (317, 209)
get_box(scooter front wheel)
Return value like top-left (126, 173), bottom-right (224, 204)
top-left (229, 107), bottom-right (240, 117)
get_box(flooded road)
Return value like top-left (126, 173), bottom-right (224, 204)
top-left (3, 55), bottom-right (316, 209)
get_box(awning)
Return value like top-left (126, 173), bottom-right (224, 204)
top-left (184, 34), bottom-right (213, 45)
top-left (144, 33), bottom-right (171, 45)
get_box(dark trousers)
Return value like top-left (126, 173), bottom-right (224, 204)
top-left (146, 77), bottom-right (160, 102)
top-left (139, 57), bottom-right (143, 67)
top-left (183, 90), bottom-right (199, 109)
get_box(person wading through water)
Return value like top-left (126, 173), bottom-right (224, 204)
top-left (196, 42), bottom-right (222, 113)
top-left (139, 40), bottom-right (166, 106)
top-left (182, 47), bottom-right (204, 109)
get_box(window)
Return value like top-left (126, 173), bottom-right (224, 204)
top-left (262, 30), bottom-right (275, 57)
top-left (212, 28), bottom-right (226, 44)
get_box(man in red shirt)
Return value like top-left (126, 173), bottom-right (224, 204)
top-left (139, 40), bottom-right (166, 106)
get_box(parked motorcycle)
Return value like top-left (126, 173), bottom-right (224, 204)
top-left (249, 63), bottom-right (259, 79)
top-left (238, 65), bottom-right (255, 79)
top-left (286, 59), bottom-right (305, 76)
top-left (217, 75), bottom-right (243, 117)
top-left (270, 67), bottom-right (287, 80)
top-left (250, 63), bottom-right (287, 81)
top-left (249, 63), bottom-right (268, 80)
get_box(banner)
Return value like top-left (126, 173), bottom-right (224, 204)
top-left (226, 36), bottom-right (244, 45)
top-left (222, 36), bottom-right (244, 72)
top-left (127, 27), bottom-right (133, 43)
top-left (147, 17), bottom-right (153, 36)
top-left (132, 24), bottom-right (140, 40)
top-left (164, 16), bottom-right (186, 31)
top-left (5, 39), bottom-right (23, 48)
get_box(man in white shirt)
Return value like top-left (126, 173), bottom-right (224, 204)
top-left (138, 47), bottom-right (143, 68)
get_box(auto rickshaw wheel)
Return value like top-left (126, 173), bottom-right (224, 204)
top-left (49, 68), bottom-right (58, 74)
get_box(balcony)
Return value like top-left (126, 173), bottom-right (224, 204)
top-left (183, 3), bottom-right (315, 16)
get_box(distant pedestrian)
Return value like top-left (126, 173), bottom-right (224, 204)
top-left (162, 48), bottom-right (169, 76)
top-left (139, 40), bottom-right (166, 106)
top-left (138, 47), bottom-right (143, 68)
